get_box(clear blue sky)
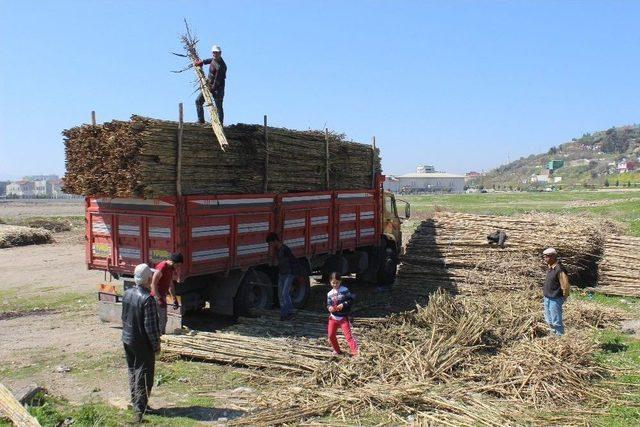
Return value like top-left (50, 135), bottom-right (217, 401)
top-left (1, 1), bottom-right (638, 180)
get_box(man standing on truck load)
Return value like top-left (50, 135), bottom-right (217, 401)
top-left (541, 247), bottom-right (571, 336)
top-left (151, 253), bottom-right (183, 335)
top-left (194, 44), bottom-right (227, 125)
top-left (266, 232), bottom-right (302, 321)
top-left (121, 263), bottom-right (161, 423)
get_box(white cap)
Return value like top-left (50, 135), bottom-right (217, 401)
top-left (211, 45), bottom-right (221, 52)
top-left (543, 248), bottom-right (557, 256)
top-left (134, 263), bottom-right (153, 285)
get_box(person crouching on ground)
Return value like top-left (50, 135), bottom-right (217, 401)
top-left (121, 263), bottom-right (161, 423)
top-left (151, 253), bottom-right (183, 334)
top-left (327, 272), bottom-right (359, 356)
top-left (541, 247), bottom-right (571, 336)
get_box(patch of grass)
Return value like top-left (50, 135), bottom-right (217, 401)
top-left (404, 190), bottom-right (640, 236)
top-left (590, 329), bottom-right (640, 426)
top-left (155, 359), bottom-right (245, 398)
top-left (0, 289), bottom-right (93, 314)
top-left (573, 293), bottom-right (640, 317)
top-left (0, 215), bottom-right (84, 232)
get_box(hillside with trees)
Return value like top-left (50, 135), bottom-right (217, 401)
top-left (476, 125), bottom-right (640, 190)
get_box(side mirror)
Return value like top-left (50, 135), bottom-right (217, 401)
top-left (405, 203), bottom-right (411, 219)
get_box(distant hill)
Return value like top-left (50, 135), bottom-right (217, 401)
top-left (478, 124), bottom-right (640, 189)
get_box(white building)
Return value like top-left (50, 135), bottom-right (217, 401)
top-left (530, 174), bottom-right (549, 184)
top-left (397, 172), bottom-right (465, 194)
top-left (6, 180), bottom-right (35, 197)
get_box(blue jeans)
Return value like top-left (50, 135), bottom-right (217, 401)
top-left (278, 274), bottom-right (295, 317)
top-left (543, 296), bottom-right (565, 336)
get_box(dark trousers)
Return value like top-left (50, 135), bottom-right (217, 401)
top-left (124, 343), bottom-right (155, 414)
top-left (196, 90), bottom-right (224, 125)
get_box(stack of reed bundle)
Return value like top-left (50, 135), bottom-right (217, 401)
top-left (63, 116), bottom-right (380, 197)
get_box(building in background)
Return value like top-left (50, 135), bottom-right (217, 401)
top-left (416, 164), bottom-right (435, 174)
top-left (6, 180), bottom-right (35, 197)
top-left (5, 175), bottom-right (70, 198)
top-left (396, 166), bottom-right (465, 194)
top-left (617, 160), bottom-right (637, 173)
top-left (0, 181), bottom-right (9, 197)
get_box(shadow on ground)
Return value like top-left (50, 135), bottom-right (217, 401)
top-left (155, 406), bottom-right (244, 422)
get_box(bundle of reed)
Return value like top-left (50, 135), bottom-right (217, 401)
top-left (63, 116), bottom-right (380, 197)
top-left (471, 333), bottom-right (610, 407)
top-left (161, 330), bottom-right (331, 373)
top-left (593, 234), bottom-right (640, 297)
top-left (395, 212), bottom-right (606, 301)
top-left (166, 283), bottom-right (627, 426)
top-left (0, 225), bottom-right (53, 249)
top-left (0, 383), bottom-right (41, 427)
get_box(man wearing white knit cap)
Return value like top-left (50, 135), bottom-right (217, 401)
top-left (121, 263), bottom-right (161, 422)
top-left (541, 248), bottom-right (571, 336)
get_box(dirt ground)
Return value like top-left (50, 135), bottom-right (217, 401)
top-left (0, 199), bottom-right (85, 218)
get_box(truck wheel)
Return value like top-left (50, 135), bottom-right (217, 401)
top-left (377, 244), bottom-right (398, 286)
top-left (291, 275), bottom-right (310, 309)
top-left (234, 269), bottom-right (274, 316)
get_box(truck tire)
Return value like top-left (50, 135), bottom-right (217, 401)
top-left (291, 275), bottom-right (310, 309)
top-left (377, 243), bottom-right (398, 286)
top-left (234, 269), bottom-right (274, 316)
top-left (278, 274), bottom-right (311, 309)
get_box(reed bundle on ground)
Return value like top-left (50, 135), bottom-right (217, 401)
top-left (63, 116), bottom-right (380, 197)
top-left (0, 225), bottom-right (53, 248)
top-left (593, 234), bottom-right (640, 297)
top-left (397, 211), bottom-right (639, 298)
top-left (226, 290), bottom-right (627, 426)
top-left (161, 330), bottom-right (331, 373)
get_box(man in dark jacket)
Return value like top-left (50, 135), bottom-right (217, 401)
top-left (266, 232), bottom-right (302, 321)
top-left (541, 247), bottom-right (571, 336)
top-left (122, 263), bottom-right (161, 422)
top-left (194, 44), bottom-right (227, 124)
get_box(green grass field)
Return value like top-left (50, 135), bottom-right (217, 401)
top-left (403, 189), bottom-right (640, 236)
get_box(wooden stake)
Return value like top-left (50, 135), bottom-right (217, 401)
top-left (177, 103), bottom-right (184, 197)
top-left (325, 128), bottom-right (330, 190)
top-left (91, 111), bottom-right (96, 125)
top-left (263, 115), bottom-right (269, 193)
top-left (371, 136), bottom-right (376, 188)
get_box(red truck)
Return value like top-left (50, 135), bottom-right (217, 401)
top-left (92, 174), bottom-right (409, 332)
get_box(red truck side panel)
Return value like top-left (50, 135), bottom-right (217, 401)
top-left (87, 186), bottom-right (381, 279)
top-left (185, 195), bottom-right (275, 275)
top-left (280, 193), bottom-right (333, 258)
top-left (86, 198), bottom-right (177, 274)
top-left (336, 191), bottom-right (378, 250)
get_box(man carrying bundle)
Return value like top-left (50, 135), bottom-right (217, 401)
top-left (194, 44), bottom-right (227, 125)
top-left (121, 263), bottom-right (161, 423)
top-left (541, 247), bottom-right (571, 336)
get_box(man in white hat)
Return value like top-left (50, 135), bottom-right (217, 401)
top-left (194, 44), bottom-right (227, 124)
top-left (121, 263), bottom-right (161, 422)
top-left (541, 248), bottom-right (571, 336)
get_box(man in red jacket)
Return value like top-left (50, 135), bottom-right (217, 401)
top-left (150, 253), bottom-right (183, 334)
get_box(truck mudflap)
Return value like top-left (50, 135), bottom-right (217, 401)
top-left (97, 284), bottom-right (184, 334)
